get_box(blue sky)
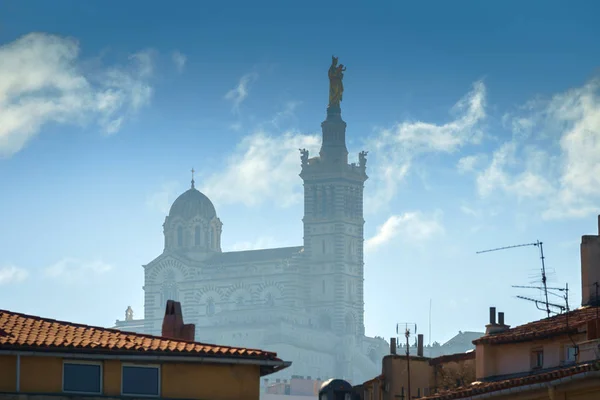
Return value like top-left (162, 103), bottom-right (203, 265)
top-left (2, 0), bottom-right (600, 345)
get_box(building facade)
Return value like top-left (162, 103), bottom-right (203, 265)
top-left (114, 67), bottom-right (389, 383)
top-left (0, 303), bottom-right (288, 400)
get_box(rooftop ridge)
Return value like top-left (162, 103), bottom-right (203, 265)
top-left (473, 306), bottom-right (600, 345)
top-left (0, 309), bottom-right (276, 357)
top-left (421, 360), bottom-right (600, 400)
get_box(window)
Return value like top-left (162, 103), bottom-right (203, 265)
top-left (565, 346), bottom-right (577, 363)
top-left (194, 226), bottom-right (201, 246)
top-left (235, 295), bottom-right (244, 307)
top-left (265, 292), bottom-right (275, 306)
top-left (177, 226), bottom-right (183, 247)
top-left (206, 298), bottom-right (215, 316)
top-left (62, 361), bottom-right (102, 394)
top-left (531, 349), bottom-right (544, 369)
top-left (161, 283), bottom-right (178, 309)
top-left (121, 364), bottom-right (160, 397)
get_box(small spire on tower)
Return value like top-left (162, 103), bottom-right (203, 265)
top-left (191, 168), bottom-right (195, 189)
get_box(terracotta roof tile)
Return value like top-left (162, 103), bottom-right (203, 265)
top-left (473, 306), bottom-right (600, 345)
top-left (421, 361), bottom-right (600, 400)
top-left (0, 309), bottom-right (279, 361)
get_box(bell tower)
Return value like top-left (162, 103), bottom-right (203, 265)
top-left (299, 58), bottom-right (368, 379)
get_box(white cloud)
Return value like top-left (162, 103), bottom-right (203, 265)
top-left (45, 258), bottom-right (113, 283)
top-left (475, 142), bottom-right (554, 200)
top-left (474, 77), bottom-right (600, 219)
top-left (225, 72), bottom-right (258, 113)
top-left (366, 81), bottom-right (487, 210)
top-left (269, 101), bottom-right (301, 129)
top-left (206, 81), bottom-right (487, 210)
top-left (0, 33), bottom-right (155, 158)
top-left (457, 154), bottom-right (486, 174)
top-left (172, 51), bottom-right (186, 73)
top-left (365, 211), bottom-right (444, 252)
top-left (201, 130), bottom-right (320, 207)
top-left (146, 181), bottom-right (180, 215)
top-left (0, 265), bottom-right (29, 285)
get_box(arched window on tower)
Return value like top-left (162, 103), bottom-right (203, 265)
top-left (207, 227), bottom-right (212, 248)
top-left (344, 187), bottom-right (350, 216)
top-left (349, 188), bottom-right (355, 219)
top-left (321, 186), bottom-right (327, 217)
top-left (329, 186), bottom-right (335, 215)
top-left (265, 292), bottom-right (275, 306)
top-left (177, 226), bottom-right (183, 247)
top-left (211, 228), bottom-right (216, 249)
top-left (194, 226), bottom-right (201, 246)
top-left (206, 298), bottom-right (215, 316)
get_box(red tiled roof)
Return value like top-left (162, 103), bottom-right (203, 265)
top-left (473, 306), bottom-right (600, 345)
top-left (0, 309), bottom-right (279, 361)
top-left (422, 361), bottom-right (600, 400)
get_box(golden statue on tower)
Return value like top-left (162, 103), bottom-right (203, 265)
top-left (328, 56), bottom-right (346, 109)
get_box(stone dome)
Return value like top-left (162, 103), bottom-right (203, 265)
top-left (168, 187), bottom-right (217, 221)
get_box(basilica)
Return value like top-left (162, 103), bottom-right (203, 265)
top-left (113, 60), bottom-right (390, 383)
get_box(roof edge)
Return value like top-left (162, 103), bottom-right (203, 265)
top-left (0, 309), bottom-right (277, 359)
top-left (0, 349), bottom-right (288, 367)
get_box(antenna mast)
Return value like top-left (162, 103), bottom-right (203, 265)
top-left (397, 323), bottom-right (417, 399)
top-left (477, 240), bottom-right (552, 318)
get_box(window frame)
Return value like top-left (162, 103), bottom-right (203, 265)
top-left (531, 348), bottom-right (544, 369)
top-left (62, 360), bottom-right (103, 395)
top-left (565, 345), bottom-right (577, 363)
top-left (121, 363), bottom-right (161, 398)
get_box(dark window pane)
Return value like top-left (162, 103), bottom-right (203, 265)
top-left (63, 363), bottom-right (101, 393)
top-left (122, 366), bottom-right (159, 396)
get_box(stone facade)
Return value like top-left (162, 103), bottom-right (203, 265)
top-left (113, 105), bottom-right (389, 383)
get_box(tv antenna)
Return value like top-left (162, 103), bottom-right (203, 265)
top-left (397, 323), bottom-right (417, 399)
top-left (476, 240), bottom-right (552, 318)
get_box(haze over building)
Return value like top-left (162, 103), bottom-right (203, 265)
top-left (113, 58), bottom-right (481, 384)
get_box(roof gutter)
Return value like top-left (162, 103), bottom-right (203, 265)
top-left (466, 370), bottom-right (600, 400)
top-left (0, 349), bottom-right (291, 370)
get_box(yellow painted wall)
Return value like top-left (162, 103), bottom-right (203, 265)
top-left (102, 360), bottom-right (121, 396)
top-left (162, 362), bottom-right (260, 400)
top-left (20, 356), bottom-right (62, 393)
top-left (0, 354), bottom-right (262, 399)
top-left (0, 355), bottom-right (16, 392)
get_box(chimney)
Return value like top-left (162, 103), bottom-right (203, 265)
top-left (161, 300), bottom-right (196, 341)
top-left (417, 334), bottom-right (424, 357)
top-left (390, 337), bottom-right (397, 355)
top-left (486, 308), bottom-right (510, 335)
top-left (581, 215), bottom-right (600, 307)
